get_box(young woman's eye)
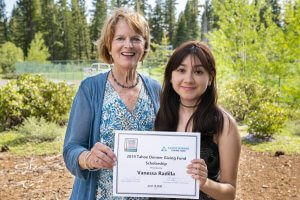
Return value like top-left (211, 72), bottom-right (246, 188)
top-left (194, 70), bottom-right (203, 75)
top-left (176, 68), bottom-right (185, 73)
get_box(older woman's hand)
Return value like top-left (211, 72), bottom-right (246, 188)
top-left (187, 159), bottom-right (208, 187)
top-left (87, 142), bottom-right (117, 170)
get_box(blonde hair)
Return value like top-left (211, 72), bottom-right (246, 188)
top-left (97, 8), bottom-right (150, 63)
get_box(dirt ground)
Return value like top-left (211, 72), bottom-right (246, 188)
top-left (0, 146), bottom-right (299, 200)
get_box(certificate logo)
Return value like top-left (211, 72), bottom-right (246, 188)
top-left (161, 146), bottom-right (167, 152)
top-left (124, 138), bottom-right (138, 152)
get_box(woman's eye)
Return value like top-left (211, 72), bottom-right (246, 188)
top-left (194, 70), bottom-right (203, 75)
top-left (116, 37), bottom-right (124, 41)
top-left (176, 68), bottom-right (185, 73)
top-left (132, 37), bottom-right (142, 43)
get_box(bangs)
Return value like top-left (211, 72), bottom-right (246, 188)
top-left (171, 44), bottom-right (211, 74)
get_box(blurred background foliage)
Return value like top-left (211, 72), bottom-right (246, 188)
top-left (0, 0), bottom-right (299, 154)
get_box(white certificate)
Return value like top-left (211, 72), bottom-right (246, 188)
top-left (113, 130), bottom-right (201, 199)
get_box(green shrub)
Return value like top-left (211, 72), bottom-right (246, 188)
top-left (0, 42), bottom-right (24, 73)
top-left (0, 74), bottom-right (75, 130)
top-left (15, 117), bottom-right (65, 142)
top-left (220, 79), bottom-right (264, 121)
top-left (0, 81), bottom-right (24, 129)
top-left (245, 102), bottom-right (288, 138)
top-left (220, 78), bottom-right (288, 138)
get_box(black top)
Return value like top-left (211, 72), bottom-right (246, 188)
top-left (150, 138), bottom-right (220, 200)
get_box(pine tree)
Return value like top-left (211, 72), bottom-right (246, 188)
top-left (7, 6), bottom-right (20, 45)
top-left (26, 32), bottom-right (50, 61)
top-left (186, 0), bottom-right (200, 40)
top-left (40, 0), bottom-right (61, 60)
top-left (71, 0), bottom-right (91, 59)
top-left (164, 0), bottom-right (176, 46)
top-left (132, 0), bottom-right (148, 15)
top-left (149, 0), bottom-right (164, 44)
top-left (173, 0), bottom-right (200, 47)
top-left (173, 12), bottom-right (187, 48)
top-left (110, 0), bottom-right (129, 10)
top-left (8, 0), bottom-right (42, 57)
top-left (57, 0), bottom-right (75, 60)
top-left (201, 0), bottom-right (218, 42)
top-left (0, 0), bottom-right (7, 44)
top-left (90, 0), bottom-right (107, 59)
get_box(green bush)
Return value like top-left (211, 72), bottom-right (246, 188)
top-left (0, 74), bottom-right (75, 130)
top-left (0, 81), bottom-right (24, 129)
top-left (0, 42), bottom-right (24, 73)
top-left (245, 102), bottom-right (288, 138)
top-left (15, 117), bottom-right (65, 142)
top-left (220, 78), bottom-right (288, 137)
top-left (220, 79), bottom-right (264, 121)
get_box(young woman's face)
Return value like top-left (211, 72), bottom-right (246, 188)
top-left (171, 54), bottom-right (211, 106)
top-left (110, 19), bottom-right (145, 70)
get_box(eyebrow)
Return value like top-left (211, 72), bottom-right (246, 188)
top-left (114, 34), bottom-right (142, 38)
top-left (179, 63), bottom-right (203, 68)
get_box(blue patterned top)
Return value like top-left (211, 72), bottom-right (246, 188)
top-left (96, 80), bottom-right (155, 200)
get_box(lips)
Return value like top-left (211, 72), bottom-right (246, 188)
top-left (121, 52), bottom-right (135, 56)
top-left (181, 86), bottom-right (195, 91)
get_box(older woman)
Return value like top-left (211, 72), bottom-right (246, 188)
top-left (63, 8), bottom-right (161, 200)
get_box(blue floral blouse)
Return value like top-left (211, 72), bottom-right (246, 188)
top-left (96, 80), bottom-right (155, 200)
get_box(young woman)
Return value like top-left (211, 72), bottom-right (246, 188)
top-left (154, 41), bottom-right (241, 200)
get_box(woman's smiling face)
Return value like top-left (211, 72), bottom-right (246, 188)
top-left (110, 19), bottom-right (145, 70)
top-left (171, 54), bottom-right (211, 106)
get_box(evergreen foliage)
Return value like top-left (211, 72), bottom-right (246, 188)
top-left (71, 0), bottom-right (91, 59)
top-left (40, 0), bottom-right (62, 60)
top-left (201, 0), bottom-right (218, 42)
top-left (90, 0), bottom-right (107, 59)
top-left (26, 32), bottom-right (50, 62)
top-left (131, 0), bottom-right (148, 15)
top-left (149, 0), bottom-right (164, 44)
top-left (57, 0), bottom-right (75, 60)
top-left (173, 12), bottom-right (187, 48)
top-left (8, 0), bottom-right (42, 57)
top-left (0, 0), bottom-right (7, 44)
top-left (164, 0), bottom-right (176, 46)
top-left (173, 0), bottom-right (200, 47)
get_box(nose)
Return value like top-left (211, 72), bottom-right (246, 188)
top-left (183, 71), bottom-right (195, 83)
top-left (124, 38), bottom-right (133, 48)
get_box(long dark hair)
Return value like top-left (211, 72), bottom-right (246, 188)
top-left (155, 41), bottom-right (224, 139)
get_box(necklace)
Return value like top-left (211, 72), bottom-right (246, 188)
top-left (111, 70), bottom-right (140, 89)
top-left (180, 101), bottom-right (198, 108)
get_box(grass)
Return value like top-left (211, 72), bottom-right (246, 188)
top-left (242, 120), bottom-right (300, 155)
top-left (0, 130), bottom-right (64, 156)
